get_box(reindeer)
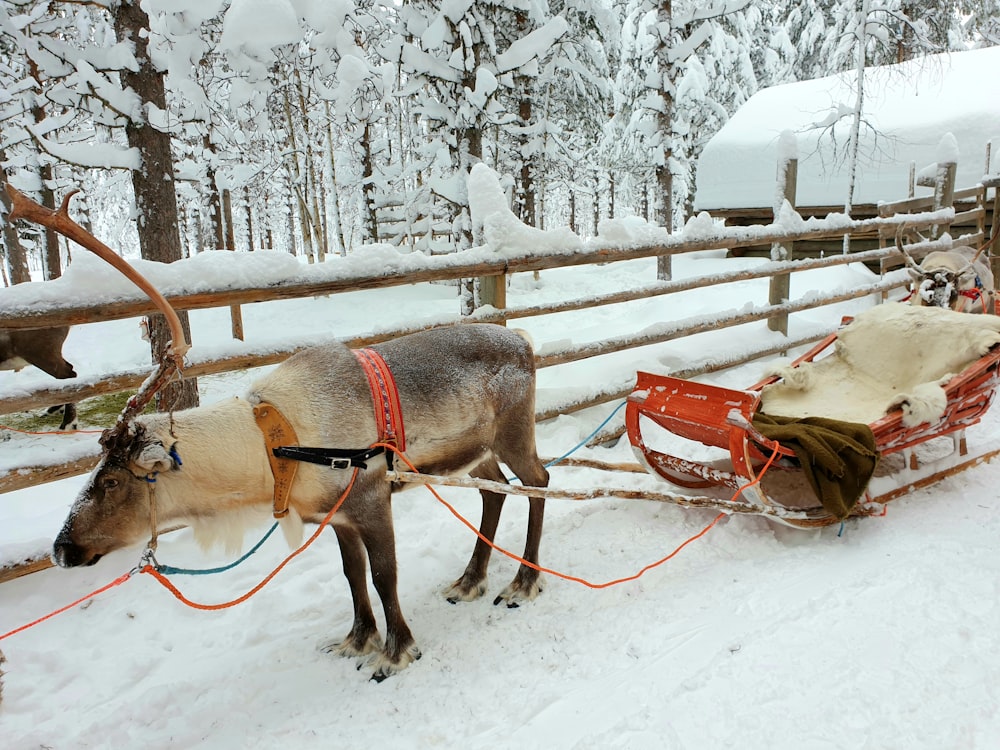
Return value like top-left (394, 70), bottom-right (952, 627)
top-left (52, 324), bottom-right (550, 680)
top-left (10, 185), bottom-right (549, 680)
top-left (0, 326), bottom-right (77, 429)
top-left (896, 228), bottom-right (996, 314)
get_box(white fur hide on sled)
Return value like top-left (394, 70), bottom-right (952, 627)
top-left (760, 303), bottom-right (1000, 427)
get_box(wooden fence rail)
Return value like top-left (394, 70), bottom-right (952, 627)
top-left (0, 210), bottom-right (948, 329)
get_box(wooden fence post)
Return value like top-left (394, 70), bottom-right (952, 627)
top-left (935, 161), bottom-right (956, 239)
top-left (986, 177), bottom-right (1000, 296)
top-left (769, 140), bottom-right (798, 335)
top-left (477, 274), bottom-right (507, 325)
top-left (984, 144), bottom-right (1000, 296)
top-left (919, 159), bottom-right (956, 239)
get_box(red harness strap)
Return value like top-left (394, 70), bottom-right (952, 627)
top-left (353, 348), bottom-right (406, 453)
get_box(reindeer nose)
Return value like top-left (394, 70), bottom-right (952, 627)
top-left (53, 536), bottom-right (86, 568)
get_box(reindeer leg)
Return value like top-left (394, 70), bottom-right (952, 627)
top-left (359, 499), bottom-right (420, 681)
top-left (494, 453), bottom-right (549, 608)
top-left (444, 458), bottom-right (505, 603)
top-left (323, 523), bottom-right (382, 659)
top-left (48, 403), bottom-right (77, 431)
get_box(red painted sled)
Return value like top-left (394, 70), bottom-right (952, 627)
top-left (626, 313), bottom-right (1000, 528)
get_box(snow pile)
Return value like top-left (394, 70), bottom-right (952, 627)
top-left (0, 249), bottom-right (303, 310)
top-left (467, 164), bottom-right (582, 256)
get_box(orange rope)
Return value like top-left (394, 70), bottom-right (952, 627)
top-left (0, 424), bottom-right (104, 435)
top-left (377, 441), bottom-right (782, 589)
top-left (3, 438), bottom-right (782, 638)
top-left (141, 467), bottom-right (359, 610)
top-left (0, 571), bottom-right (132, 642)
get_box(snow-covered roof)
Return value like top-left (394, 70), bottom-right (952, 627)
top-left (695, 46), bottom-right (1000, 210)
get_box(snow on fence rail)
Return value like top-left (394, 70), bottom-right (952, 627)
top-left (0, 209), bottom-right (955, 504)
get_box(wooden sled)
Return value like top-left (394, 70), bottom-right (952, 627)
top-left (626, 319), bottom-right (1000, 528)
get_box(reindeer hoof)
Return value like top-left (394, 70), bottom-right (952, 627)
top-left (322, 630), bottom-right (383, 659)
top-left (494, 573), bottom-right (544, 608)
top-left (444, 576), bottom-right (487, 603)
top-left (368, 644), bottom-right (422, 681)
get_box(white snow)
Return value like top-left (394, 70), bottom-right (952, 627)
top-left (219, 0), bottom-right (302, 59)
top-left (496, 17), bottom-right (570, 73)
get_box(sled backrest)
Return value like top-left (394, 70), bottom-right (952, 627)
top-left (627, 371), bottom-right (760, 451)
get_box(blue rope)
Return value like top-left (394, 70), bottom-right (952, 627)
top-left (543, 400), bottom-right (628, 469)
top-left (156, 522), bottom-right (280, 576)
top-left (157, 400), bottom-right (629, 574)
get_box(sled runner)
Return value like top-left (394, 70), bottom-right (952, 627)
top-left (625, 303), bottom-right (1000, 528)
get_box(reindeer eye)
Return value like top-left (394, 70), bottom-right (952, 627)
top-left (100, 477), bottom-right (120, 490)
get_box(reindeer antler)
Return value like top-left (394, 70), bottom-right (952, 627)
top-left (100, 357), bottom-right (180, 453)
top-left (895, 224), bottom-right (925, 273)
top-left (5, 184), bottom-right (190, 365)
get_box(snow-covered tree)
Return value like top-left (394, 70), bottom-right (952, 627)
top-left (1, 0), bottom-right (199, 407)
top-left (608, 1), bottom-right (757, 278)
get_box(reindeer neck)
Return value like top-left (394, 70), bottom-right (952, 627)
top-left (139, 397), bottom-right (274, 514)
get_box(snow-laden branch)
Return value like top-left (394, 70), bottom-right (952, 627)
top-left (667, 21), bottom-right (713, 64)
top-left (26, 123), bottom-right (140, 170)
top-left (496, 17), bottom-right (569, 73)
top-left (674, 0), bottom-right (754, 27)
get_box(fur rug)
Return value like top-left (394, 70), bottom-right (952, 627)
top-left (761, 303), bottom-right (1000, 427)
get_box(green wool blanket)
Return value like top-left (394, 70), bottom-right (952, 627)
top-left (751, 413), bottom-right (880, 520)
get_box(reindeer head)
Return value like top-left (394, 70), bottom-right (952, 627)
top-left (912, 266), bottom-right (963, 309)
top-left (53, 358), bottom-right (182, 567)
top-left (52, 422), bottom-right (181, 567)
top-left (897, 227), bottom-right (981, 311)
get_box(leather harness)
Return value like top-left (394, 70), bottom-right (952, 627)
top-left (252, 348), bottom-right (406, 519)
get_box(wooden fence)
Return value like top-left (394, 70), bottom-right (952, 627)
top-left (0, 211), bottom-right (951, 493)
top-left (0, 205), bottom-right (971, 580)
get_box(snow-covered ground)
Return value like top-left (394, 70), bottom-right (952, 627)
top-left (2, 244), bottom-right (999, 749)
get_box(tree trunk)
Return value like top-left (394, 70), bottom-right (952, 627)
top-left (27, 59), bottom-right (62, 280)
top-left (285, 175), bottom-right (297, 255)
top-left (203, 135), bottom-right (225, 251)
top-left (515, 9), bottom-right (536, 230)
top-left (568, 169), bottom-right (577, 235)
top-left (0, 158), bottom-right (32, 285)
top-left (324, 102), bottom-right (347, 255)
top-left (360, 121), bottom-right (379, 243)
top-left (655, 0), bottom-right (676, 281)
top-left (113, 0), bottom-right (198, 411)
top-left (843, 0), bottom-right (871, 254)
top-left (223, 188), bottom-right (236, 251)
top-left (592, 171), bottom-right (600, 235)
top-left (897, 3), bottom-right (916, 63)
top-left (244, 185), bottom-right (254, 251)
top-left (609, 171), bottom-right (616, 219)
top-left (283, 89), bottom-right (314, 261)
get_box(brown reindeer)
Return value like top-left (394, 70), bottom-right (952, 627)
top-left (53, 324), bottom-right (550, 680)
top-left (0, 326), bottom-right (77, 429)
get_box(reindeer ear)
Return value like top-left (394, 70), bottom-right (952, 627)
top-left (133, 440), bottom-right (177, 474)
